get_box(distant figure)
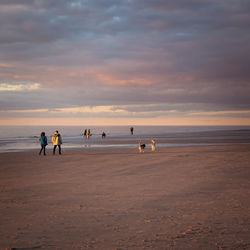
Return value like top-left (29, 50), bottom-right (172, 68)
top-left (39, 132), bottom-right (47, 155)
top-left (52, 130), bottom-right (63, 155)
top-left (151, 140), bottom-right (156, 151)
top-left (83, 129), bottom-right (87, 137)
top-left (102, 132), bottom-right (106, 139)
top-left (87, 129), bottom-right (91, 139)
top-left (138, 143), bottom-right (146, 153)
top-left (130, 127), bottom-right (134, 135)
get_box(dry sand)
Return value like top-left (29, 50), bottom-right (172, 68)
top-left (0, 145), bottom-right (250, 249)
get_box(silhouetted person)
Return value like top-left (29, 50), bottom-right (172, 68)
top-left (130, 127), bottom-right (134, 135)
top-left (83, 129), bottom-right (87, 137)
top-left (102, 132), bottom-right (106, 138)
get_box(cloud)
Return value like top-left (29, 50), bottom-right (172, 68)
top-left (0, 0), bottom-right (250, 124)
top-left (0, 82), bottom-right (40, 92)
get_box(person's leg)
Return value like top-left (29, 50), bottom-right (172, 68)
top-left (43, 145), bottom-right (46, 155)
top-left (39, 146), bottom-right (43, 155)
top-left (58, 145), bottom-right (61, 154)
top-left (53, 145), bottom-right (57, 155)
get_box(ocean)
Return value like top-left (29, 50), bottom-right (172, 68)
top-left (0, 125), bottom-right (250, 153)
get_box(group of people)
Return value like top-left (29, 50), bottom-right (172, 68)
top-left (83, 129), bottom-right (92, 139)
top-left (39, 130), bottom-right (63, 155)
top-left (39, 127), bottom-right (156, 155)
top-left (82, 129), bottom-right (106, 139)
top-left (82, 127), bottom-right (134, 139)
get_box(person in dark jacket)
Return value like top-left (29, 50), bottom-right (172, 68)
top-left (39, 132), bottom-right (48, 155)
top-left (130, 127), bottom-right (134, 135)
top-left (102, 132), bottom-right (106, 138)
top-left (83, 129), bottom-right (87, 137)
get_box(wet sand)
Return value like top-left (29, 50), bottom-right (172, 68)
top-left (0, 145), bottom-right (250, 249)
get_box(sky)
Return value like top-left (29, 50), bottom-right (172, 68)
top-left (0, 0), bottom-right (250, 126)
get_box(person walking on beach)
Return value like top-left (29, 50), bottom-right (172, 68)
top-left (130, 127), bottom-right (134, 135)
top-left (39, 132), bottom-right (47, 155)
top-left (52, 130), bottom-right (63, 155)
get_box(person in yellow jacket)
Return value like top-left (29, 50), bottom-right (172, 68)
top-left (87, 129), bottom-right (91, 139)
top-left (52, 130), bottom-right (63, 155)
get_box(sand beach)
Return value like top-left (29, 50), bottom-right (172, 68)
top-left (0, 144), bottom-right (250, 249)
top-left (1, 0), bottom-right (250, 248)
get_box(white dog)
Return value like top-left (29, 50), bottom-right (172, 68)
top-left (151, 140), bottom-right (156, 151)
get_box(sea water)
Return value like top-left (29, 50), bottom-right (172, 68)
top-left (0, 125), bottom-right (249, 153)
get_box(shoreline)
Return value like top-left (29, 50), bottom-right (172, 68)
top-left (1, 126), bottom-right (250, 154)
top-left (1, 137), bottom-right (250, 154)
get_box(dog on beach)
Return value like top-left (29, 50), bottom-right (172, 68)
top-left (151, 140), bottom-right (156, 151)
top-left (138, 143), bottom-right (146, 153)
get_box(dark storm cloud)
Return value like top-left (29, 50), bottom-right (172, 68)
top-left (0, 0), bottom-right (250, 115)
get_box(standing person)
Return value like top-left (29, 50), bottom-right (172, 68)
top-left (52, 130), bottom-right (63, 155)
top-left (87, 129), bottom-right (91, 139)
top-left (130, 127), bottom-right (134, 135)
top-left (83, 129), bottom-right (87, 137)
top-left (102, 132), bottom-right (106, 138)
top-left (39, 132), bottom-right (47, 155)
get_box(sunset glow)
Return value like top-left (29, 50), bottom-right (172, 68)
top-left (0, 1), bottom-right (250, 126)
